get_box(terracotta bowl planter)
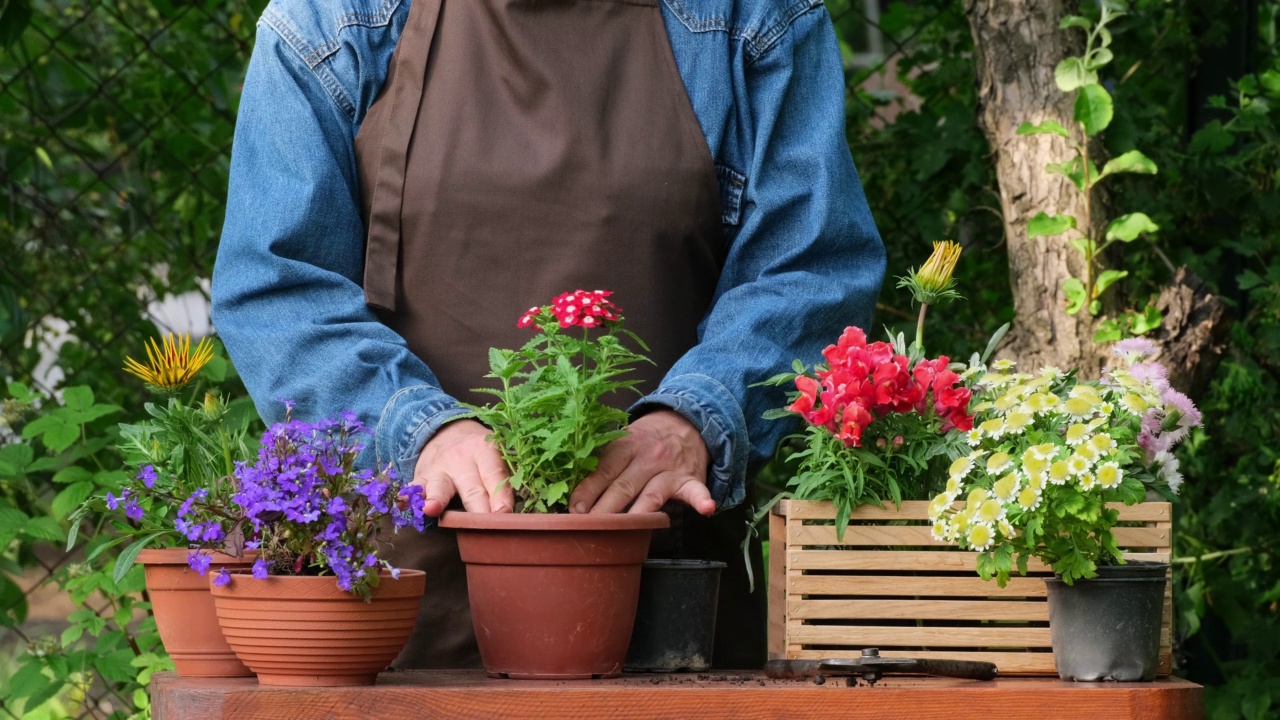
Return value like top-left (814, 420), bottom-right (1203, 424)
top-left (139, 548), bottom-right (256, 677)
top-left (440, 511), bottom-right (669, 680)
top-left (209, 569), bottom-right (426, 687)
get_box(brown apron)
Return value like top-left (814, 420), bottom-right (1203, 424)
top-left (354, 0), bottom-right (764, 669)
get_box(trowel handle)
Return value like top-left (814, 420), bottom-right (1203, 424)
top-left (907, 658), bottom-right (998, 681)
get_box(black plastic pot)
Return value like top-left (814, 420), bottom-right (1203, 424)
top-left (624, 559), bottom-right (726, 672)
top-left (1043, 561), bottom-right (1169, 681)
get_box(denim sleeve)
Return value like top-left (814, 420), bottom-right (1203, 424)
top-left (210, 22), bottom-right (468, 483)
top-left (632, 8), bottom-right (886, 511)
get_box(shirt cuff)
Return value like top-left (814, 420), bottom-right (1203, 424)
top-left (629, 373), bottom-right (749, 511)
top-left (373, 384), bottom-right (469, 485)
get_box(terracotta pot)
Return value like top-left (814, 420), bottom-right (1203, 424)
top-left (209, 569), bottom-right (425, 687)
top-left (440, 511), bottom-right (669, 680)
top-left (139, 548), bottom-right (256, 677)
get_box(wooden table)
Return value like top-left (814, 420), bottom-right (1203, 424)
top-left (151, 670), bottom-right (1204, 720)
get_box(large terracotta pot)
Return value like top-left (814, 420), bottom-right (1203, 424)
top-left (139, 548), bottom-right (256, 677)
top-left (209, 569), bottom-right (425, 687)
top-left (440, 511), bottom-right (669, 680)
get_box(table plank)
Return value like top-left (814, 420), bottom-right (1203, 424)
top-left (151, 670), bottom-right (1203, 720)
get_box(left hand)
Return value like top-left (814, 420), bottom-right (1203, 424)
top-left (569, 410), bottom-right (716, 516)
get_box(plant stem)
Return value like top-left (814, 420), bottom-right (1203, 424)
top-left (1171, 546), bottom-right (1252, 565)
top-left (914, 303), bottom-right (929, 353)
top-left (1081, 136), bottom-right (1096, 310)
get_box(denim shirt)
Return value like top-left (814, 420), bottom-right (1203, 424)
top-left (210, 0), bottom-right (886, 511)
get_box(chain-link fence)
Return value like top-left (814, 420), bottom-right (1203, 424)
top-left (0, 0), bottom-right (959, 717)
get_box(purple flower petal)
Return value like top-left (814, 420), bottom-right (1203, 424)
top-left (137, 465), bottom-right (158, 489)
top-left (252, 558), bottom-right (269, 580)
top-left (188, 551), bottom-right (212, 576)
top-left (213, 568), bottom-right (231, 587)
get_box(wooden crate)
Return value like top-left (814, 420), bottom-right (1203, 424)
top-left (767, 499), bottom-right (1173, 676)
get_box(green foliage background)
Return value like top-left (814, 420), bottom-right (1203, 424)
top-left (1, 0), bottom-right (1278, 717)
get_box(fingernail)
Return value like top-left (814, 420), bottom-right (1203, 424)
top-left (573, 502), bottom-right (586, 514)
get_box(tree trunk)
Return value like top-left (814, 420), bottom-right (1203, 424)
top-left (964, 0), bottom-right (1230, 395)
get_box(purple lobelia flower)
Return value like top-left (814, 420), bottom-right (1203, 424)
top-left (213, 568), bottom-right (232, 587)
top-left (188, 551), bottom-right (212, 576)
top-left (137, 465), bottom-right (158, 488)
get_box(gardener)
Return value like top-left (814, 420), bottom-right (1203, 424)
top-left (211, 0), bottom-right (884, 670)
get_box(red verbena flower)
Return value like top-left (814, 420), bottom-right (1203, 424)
top-left (518, 291), bottom-right (623, 330)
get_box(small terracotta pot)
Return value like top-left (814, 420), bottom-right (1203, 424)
top-left (139, 548), bottom-right (256, 677)
top-left (440, 511), bottom-right (669, 680)
top-left (209, 569), bottom-right (426, 687)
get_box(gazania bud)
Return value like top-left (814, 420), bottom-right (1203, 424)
top-left (897, 240), bottom-right (964, 307)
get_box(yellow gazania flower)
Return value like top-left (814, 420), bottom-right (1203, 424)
top-left (966, 522), bottom-right (996, 552)
top-left (1048, 460), bottom-right (1071, 485)
top-left (992, 472), bottom-right (1020, 503)
top-left (1096, 462), bottom-right (1123, 489)
top-left (123, 333), bottom-right (215, 391)
top-left (987, 452), bottom-right (1013, 474)
top-left (913, 240), bottom-right (963, 298)
top-left (1064, 423), bottom-right (1091, 446)
top-left (977, 498), bottom-right (1006, 524)
top-left (1017, 486), bottom-right (1042, 511)
top-left (931, 519), bottom-right (950, 542)
top-left (1004, 410), bottom-right (1034, 434)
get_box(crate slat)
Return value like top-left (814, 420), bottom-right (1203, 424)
top-left (789, 598), bottom-right (1050, 621)
top-left (789, 525), bottom-right (1169, 549)
top-left (770, 500), bottom-right (1174, 677)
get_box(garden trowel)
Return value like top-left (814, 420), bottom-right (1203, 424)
top-left (764, 648), bottom-right (998, 683)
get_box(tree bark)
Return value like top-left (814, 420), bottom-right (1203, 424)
top-left (964, 0), bottom-right (1230, 395)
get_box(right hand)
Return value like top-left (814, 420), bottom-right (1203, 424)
top-left (413, 419), bottom-right (514, 517)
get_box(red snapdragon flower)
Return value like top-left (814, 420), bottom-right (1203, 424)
top-left (789, 326), bottom-right (974, 446)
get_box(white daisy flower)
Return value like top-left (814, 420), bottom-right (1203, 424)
top-left (1067, 454), bottom-right (1090, 476)
top-left (966, 522), bottom-right (996, 552)
top-left (1047, 460), bottom-right (1071, 485)
top-left (1017, 486), bottom-right (1043, 511)
top-left (992, 472), bottom-right (1020, 504)
top-left (986, 452), bottom-right (1013, 475)
top-left (931, 519), bottom-right (950, 542)
top-left (1064, 423), bottom-right (1091, 446)
top-left (1096, 461), bottom-right (1123, 489)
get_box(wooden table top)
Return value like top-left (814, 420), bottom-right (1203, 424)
top-left (150, 670), bottom-right (1204, 720)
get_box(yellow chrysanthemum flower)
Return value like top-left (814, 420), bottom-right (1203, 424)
top-left (1087, 416), bottom-right (1109, 431)
top-left (928, 492), bottom-right (953, 520)
top-left (1121, 393), bottom-right (1149, 414)
top-left (1048, 460), bottom-right (1071, 485)
top-left (949, 456), bottom-right (976, 479)
top-left (979, 418), bottom-right (1006, 439)
top-left (1004, 410), bottom-right (1034, 433)
top-left (992, 473), bottom-right (1020, 503)
top-left (1026, 472), bottom-right (1047, 493)
top-left (944, 476), bottom-right (964, 498)
top-left (1089, 433), bottom-right (1117, 455)
top-left (966, 522), bottom-right (996, 552)
top-left (1079, 472), bottom-right (1099, 491)
top-left (994, 393), bottom-right (1021, 412)
top-left (991, 360), bottom-right (1017, 372)
top-left (123, 333), bottom-right (215, 391)
top-left (1076, 443), bottom-right (1100, 463)
top-left (1069, 384), bottom-right (1102, 400)
top-left (1028, 443), bottom-right (1059, 461)
top-left (977, 498), bottom-right (1005, 524)
top-left (966, 488), bottom-right (990, 513)
top-left (1067, 454), bottom-right (1090, 476)
top-left (1064, 423), bottom-right (1091, 446)
top-left (987, 452), bottom-right (1013, 474)
top-left (1096, 462), bottom-right (1123, 489)
top-left (1098, 402), bottom-right (1115, 416)
top-left (1039, 366), bottom-right (1063, 381)
top-left (1022, 454), bottom-right (1049, 476)
top-left (1062, 396), bottom-right (1095, 418)
top-left (999, 518), bottom-right (1017, 539)
top-left (966, 429), bottom-right (984, 446)
top-left (931, 519), bottom-right (950, 542)
top-left (972, 401), bottom-right (995, 413)
top-left (1017, 486), bottom-right (1042, 511)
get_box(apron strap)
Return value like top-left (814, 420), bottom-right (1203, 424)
top-left (363, 0), bottom-right (445, 312)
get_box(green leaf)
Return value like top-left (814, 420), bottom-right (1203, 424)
top-left (1094, 317), bottom-right (1124, 344)
top-left (51, 481), bottom-right (95, 519)
top-left (1098, 150), bottom-right (1157, 180)
top-left (62, 386), bottom-right (94, 410)
top-left (1085, 47), bottom-right (1114, 71)
top-left (1054, 57), bottom-right (1096, 92)
top-left (1261, 69), bottom-right (1280, 96)
top-left (1130, 305), bottom-right (1162, 335)
top-left (1063, 278), bottom-right (1088, 315)
top-left (6, 660), bottom-right (60, 711)
top-left (1074, 84), bottom-right (1114, 135)
top-left (1027, 212), bottom-right (1077, 238)
top-left (1189, 121), bottom-right (1234, 155)
top-left (22, 516), bottom-right (64, 542)
top-left (1069, 236), bottom-right (1095, 256)
top-left (1017, 120), bottom-right (1070, 138)
top-left (114, 532), bottom-right (169, 585)
top-left (1105, 212), bottom-right (1160, 242)
top-left (7, 381), bottom-right (35, 402)
top-left (95, 648), bottom-right (138, 683)
top-left (980, 323), bottom-right (1010, 364)
top-left (52, 465), bottom-right (93, 485)
top-left (1095, 269), bottom-right (1128, 296)
top-left (1058, 15), bottom-right (1091, 30)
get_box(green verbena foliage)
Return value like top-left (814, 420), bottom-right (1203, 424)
top-left (465, 302), bottom-right (649, 512)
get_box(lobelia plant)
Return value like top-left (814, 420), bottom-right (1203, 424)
top-left (464, 289), bottom-right (650, 512)
top-left (229, 404), bottom-right (427, 597)
top-left (1017, 0), bottom-right (1163, 340)
top-left (68, 333), bottom-right (259, 583)
top-left (932, 338), bottom-right (1200, 586)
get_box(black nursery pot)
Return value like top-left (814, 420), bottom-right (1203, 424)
top-left (624, 559), bottom-right (726, 672)
top-left (1044, 561), bottom-right (1169, 682)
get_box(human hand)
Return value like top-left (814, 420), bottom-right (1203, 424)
top-left (569, 410), bottom-right (715, 516)
top-left (414, 419), bottom-right (514, 517)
